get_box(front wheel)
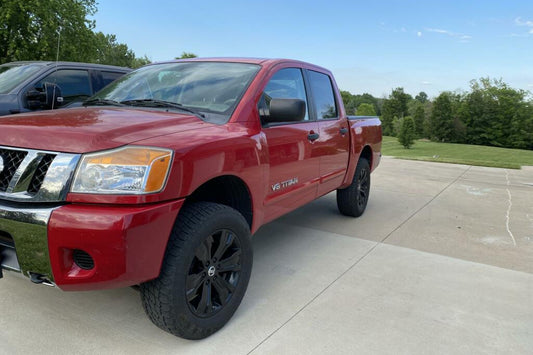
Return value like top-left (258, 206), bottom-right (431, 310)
top-left (337, 158), bottom-right (371, 217)
top-left (140, 202), bottom-right (253, 339)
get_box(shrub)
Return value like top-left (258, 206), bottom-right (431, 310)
top-left (398, 116), bottom-right (416, 148)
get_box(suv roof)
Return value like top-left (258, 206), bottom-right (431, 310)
top-left (2, 61), bottom-right (131, 72)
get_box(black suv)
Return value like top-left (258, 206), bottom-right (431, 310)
top-left (0, 61), bottom-right (131, 116)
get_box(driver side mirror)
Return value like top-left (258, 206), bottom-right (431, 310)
top-left (26, 82), bottom-right (64, 110)
top-left (264, 98), bottom-right (306, 124)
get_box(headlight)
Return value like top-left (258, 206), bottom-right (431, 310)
top-left (71, 146), bottom-right (173, 194)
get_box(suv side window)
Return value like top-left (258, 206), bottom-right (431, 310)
top-left (260, 68), bottom-right (309, 122)
top-left (101, 71), bottom-right (124, 88)
top-left (307, 70), bottom-right (337, 119)
top-left (36, 69), bottom-right (92, 105)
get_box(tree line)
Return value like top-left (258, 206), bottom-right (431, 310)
top-left (0, 0), bottom-right (150, 68)
top-left (342, 79), bottom-right (533, 150)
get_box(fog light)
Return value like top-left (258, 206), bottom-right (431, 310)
top-left (73, 249), bottom-right (94, 270)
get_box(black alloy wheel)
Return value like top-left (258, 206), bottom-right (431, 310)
top-left (336, 157), bottom-right (371, 217)
top-left (356, 165), bottom-right (370, 210)
top-left (186, 229), bottom-right (242, 317)
top-left (140, 202), bottom-right (253, 340)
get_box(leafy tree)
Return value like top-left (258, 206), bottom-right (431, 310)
top-left (460, 78), bottom-right (532, 149)
top-left (410, 101), bottom-right (426, 138)
top-left (0, 0), bottom-right (150, 68)
top-left (392, 116), bottom-right (403, 137)
top-left (398, 116), bottom-right (416, 148)
top-left (0, 0), bottom-right (97, 64)
top-left (389, 88), bottom-right (411, 116)
top-left (380, 100), bottom-right (395, 136)
top-left (176, 52), bottom-right (197, 59)
top-left (131, 55), bottom-right (151, 68)
top-left (415, 91), bottom-right (428, 103)
top-left (340, 91), bottom-right (380, 116)
top-left (353, 93), bottom-right (380, 115)
top-left (340, 90), bottom-right (357, 115)
top-left (356, 103), bottom-right (376, 116)
top-left (430, 92), bottom-right (456, 142)
top-left (381, 88), bottom-right (411, 136)
top-left (93, 32), bottom-right (137, 67)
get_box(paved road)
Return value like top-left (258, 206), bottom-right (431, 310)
top-left (1, 157), bottom-right (532, 354)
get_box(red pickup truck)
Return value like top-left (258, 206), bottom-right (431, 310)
top-left (0, 58), bottom-right (381, 339)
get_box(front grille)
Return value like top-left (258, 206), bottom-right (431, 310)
top-left (0, 146), bottom-right (79, 203)
top-left (0, 149), bottom-right (27, 192)
top-left (27, 154), bottom-right (56, 194)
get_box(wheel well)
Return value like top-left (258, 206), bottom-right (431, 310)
top-left (185, 176), bottom-right (253, 228)
top-left (360, 146), bottom-right (373, 168)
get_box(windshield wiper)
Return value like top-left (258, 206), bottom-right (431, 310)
top-left (120, 99), bottom-right (205, 118)
top-left (83, 98), bottom-right (125, 107)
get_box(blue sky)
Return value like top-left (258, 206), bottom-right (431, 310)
top-left (93, 1), bottom-right (533, 98)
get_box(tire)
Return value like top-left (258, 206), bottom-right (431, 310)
top-left (337, 158), bottom-right (371, 217)
top-left (140, 202), bottom-right (253, 339)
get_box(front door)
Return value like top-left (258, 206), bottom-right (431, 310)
top-left (260, 67), bottom-right (320, 222)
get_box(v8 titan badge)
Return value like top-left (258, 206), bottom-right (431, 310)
top-left (271, 177), bottom-right (298, 191)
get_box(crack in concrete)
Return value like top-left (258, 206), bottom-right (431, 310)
top-left (505, 170), bottom-right (517, 246)
top-left (248, 165), bottom-right (473, 354)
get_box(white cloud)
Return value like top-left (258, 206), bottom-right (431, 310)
top-left (426, 28), bottom-right (450, 35)
top-left (514, 17), bottom-right (533, 35)
top-left (515, 17), bottom-right (533, 27)
top-left (426, 28), bottom-right (472, 41)
top-left (421, 81), bottom-right (432, 85)
top-left (417, 31), bottom-right (422, 37)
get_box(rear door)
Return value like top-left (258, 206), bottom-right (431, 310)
top-left (306, 70), bottom-right (350, 196)
top-left (260, 67), bottom-right (320, 221)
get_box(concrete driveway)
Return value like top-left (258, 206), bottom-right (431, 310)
top-left (1, 157), bottom-right (532, 354)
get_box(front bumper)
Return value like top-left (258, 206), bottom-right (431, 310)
top-left (0, 199), bottom-right (184, 291)
top-left (0, 205), bottom-right (55, 281)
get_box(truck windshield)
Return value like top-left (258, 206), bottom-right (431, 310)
top-left (0, 63), bottom-right (44, 94)
top-left (90, 62), bottom-right (261, 124)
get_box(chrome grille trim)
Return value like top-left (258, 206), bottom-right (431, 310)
top-left (0, 146), bottom-right (80, 202)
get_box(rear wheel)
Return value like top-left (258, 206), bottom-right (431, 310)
top-left (140, 202), bottom-right (252, 339)
top-left (337, 158), bottom-right (371, 217)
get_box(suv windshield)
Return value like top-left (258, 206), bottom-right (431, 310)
top-left (89, 61), bottom-right (261, 124)
top-left (0, 63), bottom-right (45, 94)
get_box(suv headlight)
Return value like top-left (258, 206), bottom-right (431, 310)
top-left (71, 146), bottom-right (173, 194)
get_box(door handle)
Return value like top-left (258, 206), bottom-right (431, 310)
top-left (307, 132), bottom-right (319, 141)
top-left (340, 127), bottom-right (348, 135)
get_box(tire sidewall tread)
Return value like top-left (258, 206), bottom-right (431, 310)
top-left (336, 158), bottom-right (371, 217)
top-left (141, 202), bottom-right (252, 340)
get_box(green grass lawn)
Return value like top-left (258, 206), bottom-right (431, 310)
top-left (381, 136), bottom-right (533, 169)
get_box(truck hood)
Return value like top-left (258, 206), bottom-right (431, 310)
top-left (0, 107), bottom-right (208, 153)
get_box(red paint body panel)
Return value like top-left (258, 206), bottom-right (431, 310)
top-left (340, 118), bottom-right (382, 189)
top-left (0, 108), bottom-right (206, 153)
top-left (316, 118), bottom-right (350, 196)
top-left (0, 58), bottom-right (381, 290)
top-left (48, 199), bottom-right (183, 291)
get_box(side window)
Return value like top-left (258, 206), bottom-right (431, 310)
top-left (101, 71), bottom-right (124, 88)
top-left (260, 68), bottom-right (309, 121)
top-left (307, 70), bottom-right (337, 119)
top-left (36, 69), bottom-right (91, 105)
